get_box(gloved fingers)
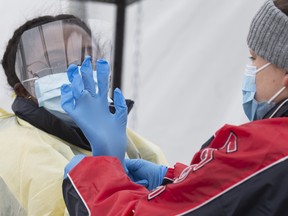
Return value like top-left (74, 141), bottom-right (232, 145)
top-left (67, 64), bottom-right (78, 83)
top-left (67, 64), bottom-right (84, 100)
top-left (96, 59), bottom-right (110, 99)
top-left (61, 84), bottom-right (75, 113)
top-left (125, 159), bottom-right (142, 172)
top-left (80, 56), bottom-right (96, 96)
top-left (113, 88), bottom-right (128, 122)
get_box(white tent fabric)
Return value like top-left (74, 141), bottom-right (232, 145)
top-left (0, 0), bottom-right (265, 166)
top-left (123, 0), bottom-right (265, 165)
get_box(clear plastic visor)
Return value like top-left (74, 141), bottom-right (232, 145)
top-left (15, 19), bottom-right (101, 97)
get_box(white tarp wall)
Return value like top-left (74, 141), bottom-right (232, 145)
top-left (0, 0), bottom-right (265, 166)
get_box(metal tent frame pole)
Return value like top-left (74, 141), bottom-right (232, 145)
top-left (74, 0), bottom-right (141, 93)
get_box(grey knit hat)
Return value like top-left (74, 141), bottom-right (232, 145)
top-left (247, 0), bottom-right (288, 70)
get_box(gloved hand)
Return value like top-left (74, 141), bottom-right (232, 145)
top-left (125, 159), bottom-right (168, 190)
top-left (64, 154), bottom-right (86, 178)
top-left (61, 56), bottom-right (128, 168)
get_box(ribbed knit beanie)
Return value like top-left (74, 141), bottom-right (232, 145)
top-left (247, 0), bottom-right (288, 70)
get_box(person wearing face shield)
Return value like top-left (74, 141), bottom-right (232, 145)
top-left (0, 14), bottom-right (167, 215)
top-left (62, 0), bottom-right (288, 215)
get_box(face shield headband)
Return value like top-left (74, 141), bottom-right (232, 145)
top-left (14, 19), bottom-right (100, 97)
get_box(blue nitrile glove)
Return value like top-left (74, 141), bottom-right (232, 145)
top-left (125, 159), bottom-right (168, 190)
top-left (64, 154), bottom-right (86, 179)
top-left (61, 56), bottom-right (128, 168)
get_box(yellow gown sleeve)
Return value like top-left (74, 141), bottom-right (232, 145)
top-left (126, 128), bottom-right (168, 165)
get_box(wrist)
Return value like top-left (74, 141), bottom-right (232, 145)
top-left (159, 165), bottom-right (168, 184)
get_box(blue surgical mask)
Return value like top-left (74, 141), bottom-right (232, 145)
top-left (242, 63), bottom-right (286, 121)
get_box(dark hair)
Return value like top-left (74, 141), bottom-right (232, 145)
top-left (274, 0), bottom-right (288, 15)
top-left (1, 14), bottom-right (92, 89)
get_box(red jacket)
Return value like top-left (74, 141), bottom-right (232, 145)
top-left (63, 118), bottom-right (288, 216)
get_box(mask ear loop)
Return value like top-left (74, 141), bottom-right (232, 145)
top-left (256, 62), bottom-right (271, 73)
top-left (268, 98), bottom-right (288, 119)
top-left (268, 86), bottom-right (286, 104)
top-left (267, 70), bottom-right (288, 104)
top-left (266, 70), bottom-right (288, 118)
top-left (255, 62), bottom-right (284, 104)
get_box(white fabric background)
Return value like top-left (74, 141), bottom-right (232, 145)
top-left (0, 0), bottom-right (265, 165)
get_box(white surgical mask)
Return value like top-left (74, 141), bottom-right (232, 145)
top-left (242, 62), bottom-right (286, 121)
top-left (34, 69), bottom-right (112, 124)
top-left (35, 73), bottom-right (69, 113)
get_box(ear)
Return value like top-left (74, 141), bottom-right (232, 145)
top-left (283, 73), bottom-right (288, 88)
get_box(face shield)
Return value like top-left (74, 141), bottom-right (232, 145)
top-left (15, 19), bottom-right (110, 98)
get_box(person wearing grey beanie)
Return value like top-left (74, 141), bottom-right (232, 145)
top-left (243, 0), bottom-right (288, 121)
top-left (62, 0), bottom-right (288, 215)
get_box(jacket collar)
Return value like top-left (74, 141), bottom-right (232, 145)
top-left (12, 96), bottom-right (91, 151)
top-left (263, 98), bottom-right (288, 119)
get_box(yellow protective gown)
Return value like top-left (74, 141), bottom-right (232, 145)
top-left (0, 108), bottom-right (167, 215)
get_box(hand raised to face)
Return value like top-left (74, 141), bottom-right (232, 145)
top-left (61, 56), bottom-right (128, 168)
